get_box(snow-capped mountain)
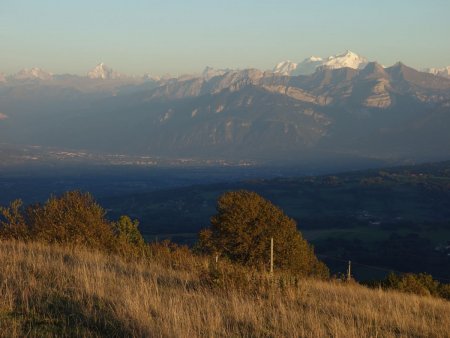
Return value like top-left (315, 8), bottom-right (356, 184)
top-left (4, 51), bottom-right (447, 85)
top-left (294, 56), bottom-right (324, 75)
top-left (87, 63), bottom-right (123, 80)
top-left (426, 66), bottom-right (450, 79)
top-left (273, 51), bottom-right (368, 76)
top-left (321, 50), bottom-right (368, 70)
top-left (13, 67), bottom-right (53, 81)
top-left (273, 61), bottom-right (298, 76)
top-left (142, 74), bottom-right (163, 82)
top-left (202, 66), bottom-right (233, 80)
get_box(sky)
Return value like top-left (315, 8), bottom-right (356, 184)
top-left (1, 0), bottom-right (449, 76)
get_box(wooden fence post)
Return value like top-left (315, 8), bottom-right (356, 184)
top-left (270, 237), bottom-right (274, 275)
top-left (347, 260), bottom-right (352, 281)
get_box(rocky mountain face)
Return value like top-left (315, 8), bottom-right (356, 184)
top-left (1, 58), bottom-right (450, 165)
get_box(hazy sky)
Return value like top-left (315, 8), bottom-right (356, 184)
top-left (1, 0), bottom-right (449, 76)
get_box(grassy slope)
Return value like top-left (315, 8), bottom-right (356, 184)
top-left (1, 240), bottom-right (449, 337)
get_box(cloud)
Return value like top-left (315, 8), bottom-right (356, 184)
top-left (0, 113), bottom-right (8, 120)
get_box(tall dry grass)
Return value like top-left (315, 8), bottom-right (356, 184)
top-left (0, 240), bottom-right (449, 337)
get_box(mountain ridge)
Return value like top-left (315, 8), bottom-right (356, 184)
top-left (3, 51), bottom-right (450, 82)
top-left (1, 57), bottom-right (450, 164)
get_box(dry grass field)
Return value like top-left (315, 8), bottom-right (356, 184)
top-left (0, 240), bottom-right (449, 337)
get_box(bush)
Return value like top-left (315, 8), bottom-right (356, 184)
top-left (383, 272), bottom-right (446, 298)
top-left (112, 216), bottom-right (147, 257)
top-left (0, 200), bottom-right (29, 240)
top-left (0, 191), bottom-right (148, 258)
top-left (113, 216), bottom-right (144, 246)
top-left (147, 240), bottom-right (198, 270)
top-left (438, 283), bottom-right (450, 300)
top-left (27, 191), bottom-right (116, 251)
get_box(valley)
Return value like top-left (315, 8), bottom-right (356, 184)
top-left (1, 160), bottom-right (450, 281)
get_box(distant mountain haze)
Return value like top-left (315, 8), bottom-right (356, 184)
top-left (1, 51), bottom-right (450, 165)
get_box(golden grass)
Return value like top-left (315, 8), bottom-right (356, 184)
top-left (0, 240), bottom-right (449, 337)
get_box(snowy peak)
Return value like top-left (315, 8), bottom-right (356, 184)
top-left (273, 51), bottom-right (368, 76)
top-left (273, 61), bottom-right (298, 76)
top-left (87, 63), bottom-right (123, 80)
top-left (272, 58), bottom-right (324, 76)
top-left (294, 56), bottom-right (325, 75)
top-left (426, 66), bottom-right (450, 79)
top-left (322, 50), bottom-right (368, 70)
top-left (306, 56), bottom-right (323, 62)
top-left (202, 66), bottom-right (233, 80)
top-left (13, 67), bottom-right (53, 81)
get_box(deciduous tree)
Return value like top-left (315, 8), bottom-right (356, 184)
top-left (198, 190), bottom-right (328, 278)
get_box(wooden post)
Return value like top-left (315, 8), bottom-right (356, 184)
top-left (270, 237), bottom-right (274, 275)
top-left (347, 260), bottom-right (351, 281)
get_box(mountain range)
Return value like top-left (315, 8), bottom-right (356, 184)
top-left (1, 51), bottom-right (450, 166)
top-left (2, 50), bottom-right (449, 82)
